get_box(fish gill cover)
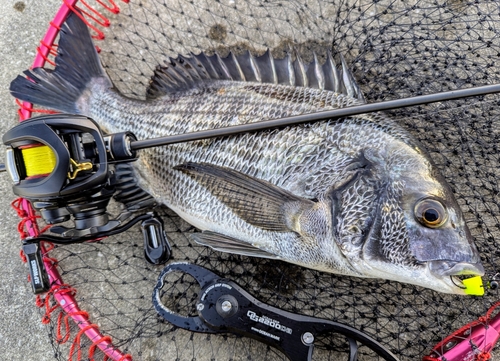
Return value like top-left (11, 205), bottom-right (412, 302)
top-left (15, 0), bottom-right (500, 360)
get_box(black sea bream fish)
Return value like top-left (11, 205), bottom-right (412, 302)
top-left (10, 13), bottom-right (484, 294)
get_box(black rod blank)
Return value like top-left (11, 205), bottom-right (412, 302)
top-left (130, 83), bottom-right (500, 150)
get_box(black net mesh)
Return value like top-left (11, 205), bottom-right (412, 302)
top-left (30, 0), bottom-right (500, 360)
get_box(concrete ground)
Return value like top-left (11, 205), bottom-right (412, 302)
top-left (0, 1), bottom-right (61, 360)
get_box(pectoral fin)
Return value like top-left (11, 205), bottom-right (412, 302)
top-left (174, 162), bottom-right (315, 232)
top-left (191, 231), bottom-right (279, 259)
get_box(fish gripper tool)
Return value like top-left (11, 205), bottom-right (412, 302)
top-left (153, 262), bottom-right (399, 361)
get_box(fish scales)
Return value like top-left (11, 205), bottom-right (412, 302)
top-left (92, 84), bottom-right (390, 219)
top-left (94, 81), bottom-right (373, 274)
top-left (9, 13), bottom-right (484, 294)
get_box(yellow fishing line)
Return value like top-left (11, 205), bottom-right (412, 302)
top-left (21, 145), bottom-right (56, 177)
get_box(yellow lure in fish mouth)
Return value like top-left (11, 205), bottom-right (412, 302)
top-left (462, 276), bottom-right (484, 296)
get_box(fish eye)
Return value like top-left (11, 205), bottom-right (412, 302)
top-left (414, 199), bottom-right (448, 228)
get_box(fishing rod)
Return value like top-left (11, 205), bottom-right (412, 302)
top-left (1, 83), bottom-right (499, 294)
top-left (131, 83), bottom-right (500, 149)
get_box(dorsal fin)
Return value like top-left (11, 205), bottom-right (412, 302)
top-left (274, 52), bottom-right (295, 86)
top-left (254, 49), bottom-right (277, 84)
top-left (207, 53), bottom-right (233, 79)
top-left (221, 51), bottom-right (245, 81)
top-left (147, 64), bottom-right (185, 98)
top-left (146, 48), bottom-right (366, 102)
top-left (306, 53), bottom-right (324, 90)
top-left (176, 54), bottom-right (206, 81)
top-left (193, 52), bottom-right (221, 79)
top-left (293, 50), bottom-right (308, 88)
top-left (323, 50), bottom-right (342, 93)
top-left (168, 57), bottom-right (194, 86)
top-left (339, 54), bottom-right (365, 102)
top-left (236, 50), bottom-right (260, 82)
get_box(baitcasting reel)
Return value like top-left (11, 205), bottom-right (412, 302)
top-left (2, 114), bottom-right (171, 293)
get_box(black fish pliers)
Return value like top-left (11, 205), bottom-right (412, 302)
top-left (153, 262), bottom-right (399, 361)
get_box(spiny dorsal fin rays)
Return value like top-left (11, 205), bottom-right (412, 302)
top-left (236, 50), bottom-right (261, 82)
top-left (221, 51), bottom-right (246, 81)
top-left (177, 54), bottom-right (206, 81)
top-left (306, 52), bottom-right (325, 90)
top-left (323, 50), bottom-right (342, 93)
top-left (146, 47), bottom-right (366, 103)
top-left (292, 49), bottom-right (308, 88)
top-left (147, 65), bottom-right (183, 98)
top-left (274, 52), bottom-right (295, 86)
top-left (209, 52), bottom-right (233, 79)
top-left (340, 54), bottom-right (365, 102)
top-left (254, 49), bottom-right (278, 84)
top-left (168, 57), bottom-right (194, 87)
top-left (193, 52), bottom-right (220, 79)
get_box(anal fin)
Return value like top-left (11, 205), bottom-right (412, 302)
top-left (191, 231), bottom-right (279, 259)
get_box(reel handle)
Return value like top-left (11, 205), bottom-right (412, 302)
top-left (141, 215), bottom-right (172, 265)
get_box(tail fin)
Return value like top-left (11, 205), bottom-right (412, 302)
top-left (9, 12), bottom-right (112, 114)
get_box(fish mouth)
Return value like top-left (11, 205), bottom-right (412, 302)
top-left (429, 260), bottom-right (485, 292)
top-left (449, 274), bottom-right (477, 290)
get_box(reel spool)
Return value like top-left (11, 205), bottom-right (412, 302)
top-left (3, 114), bottom-right (171, 293)
top-left (4, 114), bottom-right (114, 226)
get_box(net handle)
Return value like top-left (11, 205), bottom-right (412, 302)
top-left (18, 1), bottom-right (131, 360)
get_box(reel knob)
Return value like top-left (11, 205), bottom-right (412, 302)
top-left (141, 215), bottom-right (172, 265)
